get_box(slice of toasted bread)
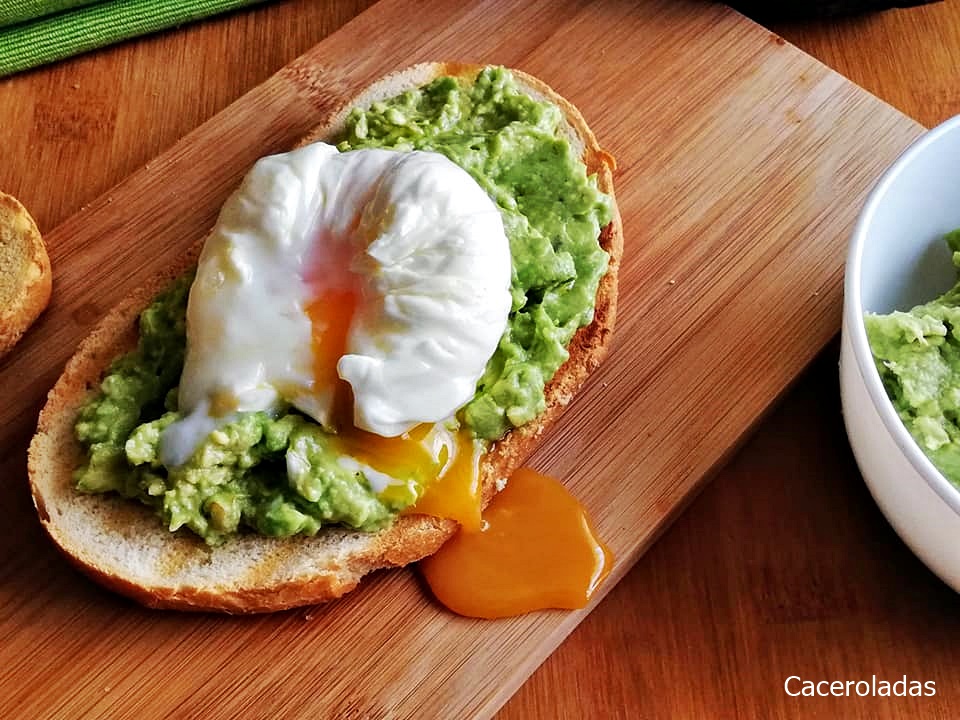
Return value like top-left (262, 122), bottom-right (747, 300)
top-left (27, 63), bottom-right (623, 613)
top-left (0, 192), bottom-right (52, 356)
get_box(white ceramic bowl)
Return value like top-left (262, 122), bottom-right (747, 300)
top-left (841, 114), bottom-right (960, 592)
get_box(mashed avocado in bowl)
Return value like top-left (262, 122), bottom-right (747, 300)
top-left (72, 66), bottom-right (613, 545)
top-left (865, 229), bottom-right (960, 484)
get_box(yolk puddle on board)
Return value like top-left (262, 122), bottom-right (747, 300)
top-left (305, 289), bottom-right (481, 530)
top-left (419, 467), bottom-right (613, 619)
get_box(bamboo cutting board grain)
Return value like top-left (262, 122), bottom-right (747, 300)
top-left (0, 0), bottom-right (923, 717)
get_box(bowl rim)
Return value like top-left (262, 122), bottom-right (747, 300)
top-left (845, 113), bottom-right (960, 518)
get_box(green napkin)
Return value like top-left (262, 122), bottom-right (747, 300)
top-left (0, 1), bottom-right (100, 27)
top-left (0, 0), bottom-right (268, 77)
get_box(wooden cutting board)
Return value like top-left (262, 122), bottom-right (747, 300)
top-left (0, 0), bottom-right (923, 717)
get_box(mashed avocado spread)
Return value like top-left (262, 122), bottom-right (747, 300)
top-left (866, 229), bottom-right (960, 484)
top-left (74, 67), bottom-right (613, 544)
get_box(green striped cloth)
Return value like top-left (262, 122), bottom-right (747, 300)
top-left (0, 0), bottom-right (268, 77)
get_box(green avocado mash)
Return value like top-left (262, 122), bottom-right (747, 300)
top-left (74, 66), bottom-right (613, 544)
top-left (338, 67), bottom-right (612, 438)
top-left (866, 229), bottom-right (960, 484)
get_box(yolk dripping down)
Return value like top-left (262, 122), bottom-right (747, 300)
top-left (406, 435), bottom-right (483, 532)
top-left (304, 287), bottom-right (482, 531)
top-left (419, 468), bottom-right (613, 619)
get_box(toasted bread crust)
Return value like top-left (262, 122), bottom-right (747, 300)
top-left (27, 63), bottom-right (622, 613)
top-left (0, 192), bottom-right (52, 356)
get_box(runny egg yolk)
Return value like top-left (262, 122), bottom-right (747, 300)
top-left (304, 288), bottom-right (482, 530)
top-left (404, 435), bottom-right (483, 533)
top-left (419, 468), bottom-right (614, 619)
top-left (306, 288), bottom-right (359, 405)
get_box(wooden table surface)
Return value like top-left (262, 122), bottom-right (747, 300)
top-left (2, 1), bottom-right (958, 718)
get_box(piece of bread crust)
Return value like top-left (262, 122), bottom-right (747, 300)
top-left (0, 192), bottom-right (52, 356)
top-left (27, 62), bottom-right (623, 613)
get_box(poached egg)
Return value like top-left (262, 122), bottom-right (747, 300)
top-left (160, 142), bottom-right (512, 473)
